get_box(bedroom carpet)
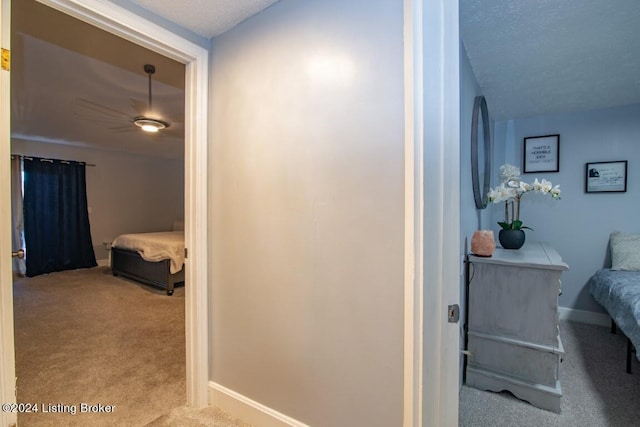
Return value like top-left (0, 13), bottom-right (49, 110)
top-left (460, 320), bottom-right (640, 426)
top-left (17, 268), bottom-right (638, 426)
top-left (12, 266), bottom-right (248, 427)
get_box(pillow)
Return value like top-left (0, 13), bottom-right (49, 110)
top-left (610, 232), bottom-right (640, 271)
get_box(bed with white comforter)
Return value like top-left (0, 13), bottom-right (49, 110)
top-left (111, 230), bottom-right (185, 295)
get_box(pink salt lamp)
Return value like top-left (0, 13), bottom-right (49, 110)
top-left (471, 230), bottom-right (496, 257)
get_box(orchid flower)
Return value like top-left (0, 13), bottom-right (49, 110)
top-left (488, 164), bottom-right (561, 230)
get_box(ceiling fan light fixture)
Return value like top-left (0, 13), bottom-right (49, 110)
top-left (133, 116), bottom-right (169, 133)
top-left (133, 64), bottom-right (171, 133)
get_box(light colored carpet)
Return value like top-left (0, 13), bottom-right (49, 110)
top-left (147, 406), bottom-right (252, 426)
top-left (460, 320), bottom-right (640, 426)
top-left (22, 268), bottom-right (635, 426)
top-left (12, 266), bottom-right (248, 426)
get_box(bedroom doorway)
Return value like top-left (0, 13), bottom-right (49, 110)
top-left (0, 0), bottom-right (209, 422)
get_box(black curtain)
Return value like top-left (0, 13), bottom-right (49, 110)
top-left (23, 157), bottom-right (97, 277)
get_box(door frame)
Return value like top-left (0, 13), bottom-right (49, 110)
top-left (420, 0), bottom-right (461, 424)
top-left (404, 0), bottom-right (460, 425)
top-left (0, 0), bottom-right (17, 425)
top-left (0, 0), bottom-right (210, 422)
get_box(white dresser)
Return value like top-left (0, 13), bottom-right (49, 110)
top-left (465, 242), bottom-right (569, 413)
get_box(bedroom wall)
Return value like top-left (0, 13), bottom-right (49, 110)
top-left (492, 102), bottom-right (640, 314)
top-left (209, 0), bottom-right (404, 425)
top-left (11, 139), bottom-right (184, 261)
top-left (459, 40), bottom-right (485, 383)
top-left (460, 42), bottom-right (491, 237)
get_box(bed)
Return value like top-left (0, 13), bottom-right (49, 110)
top-left (111, 230), bottom-right (185, 295)
top-left (587, 232), bottom-right (640, 372)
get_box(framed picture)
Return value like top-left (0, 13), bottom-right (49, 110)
top-left (585, 161), bottom-right (628, 193)
top-left (523, 134), bottom-right (560, 173)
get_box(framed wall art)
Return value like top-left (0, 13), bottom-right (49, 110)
top-left (585, 160), bottom-right (628, 193)
top-left (523, 134), bottom-right (560, 173)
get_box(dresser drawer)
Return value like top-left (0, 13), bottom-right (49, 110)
top-left (468, 262), bottom-right (562, 347)
top-left (468, 333), bottom-right (564, 388)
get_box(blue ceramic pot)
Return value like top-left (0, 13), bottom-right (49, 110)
top-left (498, 229), bottom-right (525, 250)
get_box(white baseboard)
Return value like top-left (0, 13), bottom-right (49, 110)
top-left (208, 382), bottom-right (309, 427)
top-left (97, 259), bottom-right (109, 267)
top-left (559, 307), bottom-right (610, 327)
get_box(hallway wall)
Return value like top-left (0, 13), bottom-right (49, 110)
top-left (209, 0), bottom-right (405, 425)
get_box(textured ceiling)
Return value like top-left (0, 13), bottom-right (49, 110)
top-left (16, 0), bottom-right (638, 157)
top-left (13, 34), bottom-right (185, 159)
top-left (12, 0), bottom-right (185, 159)
top-left (130, 0), bottom-right (280, 38)
top-left (11, 0), bottom-right (280, 160)
top-left (460, 0), bottom-right (640, 120)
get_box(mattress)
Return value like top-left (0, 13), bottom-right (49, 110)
top-left (588, 268), bottom-right (640, 360)
top-left (112, 231), bottom-right (185, 274)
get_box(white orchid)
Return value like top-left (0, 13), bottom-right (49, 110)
top-left (506, 179), bottom-right (520, 188)
top-left (488, 164), bottom-right (561, 231)
top-left (539, 178), bottom-right (553, 193)
top-left (488, 184), bottom-right (516, 203)
top-left (499, 164), bottom-right (521, 182)
top-left (519, 181), bottom-right (531, 192)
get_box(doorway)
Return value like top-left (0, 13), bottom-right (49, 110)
top-left (0, 0), bottom-right (209, 424)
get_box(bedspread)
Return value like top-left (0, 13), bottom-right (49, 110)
top-left (588, 268), bottom-right (640, 360)
top-left (112, 231), bottom-right (184, 274)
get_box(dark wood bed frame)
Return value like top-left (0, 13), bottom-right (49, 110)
top-left (111, 247), bottom-right (185, 295)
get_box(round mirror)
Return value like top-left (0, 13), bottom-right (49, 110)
top-left (471, 95), bottom-right (491, 209)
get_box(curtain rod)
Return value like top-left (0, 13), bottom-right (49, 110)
top-left (11, 155), bottom-right (96, 167)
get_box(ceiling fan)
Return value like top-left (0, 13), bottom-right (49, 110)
top-left (72, 63), bottom-right (182, 137)
top-left (133, 64), bottom-right (170, 133)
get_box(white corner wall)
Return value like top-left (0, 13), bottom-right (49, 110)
top-left (209, 0), bottom-right (404, 426)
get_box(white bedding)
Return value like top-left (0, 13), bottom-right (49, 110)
top-left (112, 231), bottom-right (185, 274)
